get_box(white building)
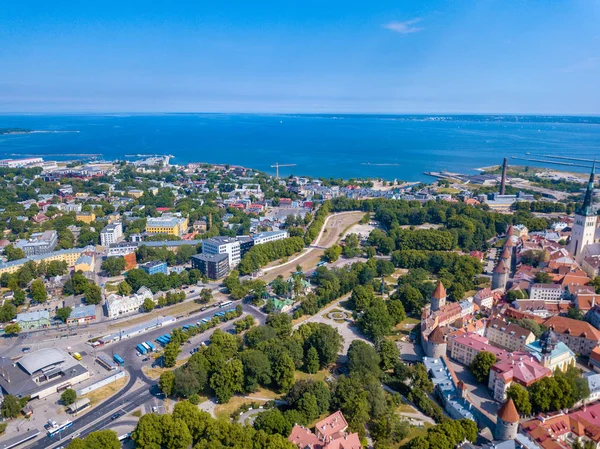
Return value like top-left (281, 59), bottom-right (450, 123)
top-left (473, 288), bottom-right (494, 309)
top-left (530, 283), bottom-right (564, 301)
top-left (0, 157), bottom-right (44, 168)
top-left (252, 230), bottom-right (289, 245)
top-left (105, 286), bottom-right (153, 318)
top-left (202, 236), bottom-right (241, 267)
top-left (107, 242), bottom-right (138, 257)
top-left (100, 222), bottom-right (123, 247)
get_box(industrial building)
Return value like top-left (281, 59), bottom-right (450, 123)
top-left (0, 348), bottom-right (89, 399)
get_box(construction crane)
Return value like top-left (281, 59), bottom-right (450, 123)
top-left (270, 162), bottom-right (296, 179)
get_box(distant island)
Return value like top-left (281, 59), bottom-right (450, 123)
top-left (0, 127), bottom-right (34, 135)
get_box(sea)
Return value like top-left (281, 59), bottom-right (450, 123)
top-left (1, 114), bottom-right (599, 182)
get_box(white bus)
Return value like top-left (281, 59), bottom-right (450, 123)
top-left (219, 300), bottom-right (233, 309)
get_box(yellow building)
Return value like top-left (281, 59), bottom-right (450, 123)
top-left (76, 212), bottom-right (96, 224)
top-left (74, 253), bottom-right (94, 272)
top-left (146, 215), bottom-right (189, 237)
top-left (128, 190), bottom-right (144, 198)
top-left (0, 248), bottom-right (85, 275)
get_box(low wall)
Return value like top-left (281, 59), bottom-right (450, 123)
top-left (77, 370), bottom-right (126, 396)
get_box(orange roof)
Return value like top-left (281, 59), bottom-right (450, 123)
top-left (498, 398), bottom-right (520, 423)
top-left (428, 326), bottom-right (446, 344)
top-left (493, 259), bottom-right (509, 274)
top-left (432, 281), bottom-right (446, 299)
top-left (544, 316), bottom-right (600, 341)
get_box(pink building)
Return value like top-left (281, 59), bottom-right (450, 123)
top-left (289, 411), bottom-right (361, 449)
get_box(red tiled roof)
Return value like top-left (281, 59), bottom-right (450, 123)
top-left (432, 281), bottom-right (446, 299)
top-left (498, 398), bottom-right (520, 423)
top-left (544, 316), bottom-right (600, 341)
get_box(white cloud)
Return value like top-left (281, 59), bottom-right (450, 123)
top-left (383, 18), bottom-right (424, 35)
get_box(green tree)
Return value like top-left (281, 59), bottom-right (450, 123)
top-left (0, 394), bottom-right (21, 418)
top-left (3, 323), bottom-right (21, 336)
top-left (142, 297), bottom-right (155, 312)
top-left (517, 318), bottom-right (542, 337)
top-left (378, 339), bottom-right (400, 370)
top-left (348, 340), bottom-right (381, 379)
top-left (101, 257), bottom-right (126, 276)
top-left (55, 307), bottom-right (72, 323)
top-left (72, 272), bottom-right (90, 294)
top-left (199, 288), bottom-right (213, 303)
top-left (117, 281), bottom-right (132, 296)
top-left (78, 430), bottom-right (120, 449)
top-left (534, 271), bottom-right (552, 284)
top-left (304, 346), bottom-right (320, 374)
top-left (240, 349), bottom-right (272, 393)
top-left (85, 283), bottom-right (102, 305)
top-left (12, 288), bottom-right (26, 307)
top-left (210, 359), bottom-right (244, 403)
top-left (30, 279), bottom-right (48, 303)
top-left (132, 413), bottom-right (163, 449)
top-left (61, 388), bottom-right (77, 405)
top-left (163, 342), bottom-right (181, 368)
top-left (0, 303), bottom-right (17, 323)
top-left (159, 371), bottom-right (176, 397)
top-left (297, 393), bottom-right (320, 422)
top-left (160, 414), bottom-right (193, 449)
top-left (507, 383), bottom-right (531, 416)
top-left (470, 351), bottom-right (497, 383)
top-left (271, 352), bottom-right (296, 392)
top-left (4, 245), bottom-right (25, 261)
top-left (324, 245), bottom-right (342, 263)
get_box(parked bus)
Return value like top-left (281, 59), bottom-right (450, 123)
top-left (156, 337), bottom-right (168, 345)
top-left (146, 341), bottom-right (156, 352)
top-left (72, 352), bottom-right (82, 361)
top-left (163, 334), bottom-right (171, 341)
top-left (201, 318), bottom-right (210, 323)
top-left (113, 354), bottom-right (125, 366)
top-left (219, 300), bottom-right (233, 309)
top-left (141, 342), bottom-right (151, 352)
top-left (136, 344), bottom-right (147, 355)
top-left (97, 355), bottom-right (117, 371)
top-left (46, 420), bottom-right (73, 437)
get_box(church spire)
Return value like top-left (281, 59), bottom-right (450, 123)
top-left (579, 159), bottom-right (596, 216)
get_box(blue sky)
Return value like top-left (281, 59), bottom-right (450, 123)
top-left (1, 0), bottom-right (599, 113)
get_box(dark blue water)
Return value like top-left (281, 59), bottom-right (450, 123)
top-left (1, 114), bottom-right (599, 182)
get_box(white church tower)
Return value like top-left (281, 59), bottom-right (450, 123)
top-left (568, 160), bottom-right (597, 264)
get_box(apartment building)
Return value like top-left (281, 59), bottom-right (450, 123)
top-left (485, 317), bottom-right (536, 352)
top-left (100, 222), bottom-right (123, 247)
top-left (530, 283), bottom-right (565, 301)
top-left (191, 253), bottom-right (229, 280)
top-left (15, 230), bottom-right (58, 256)
top-left (252, 230), bottom-right (289, 245)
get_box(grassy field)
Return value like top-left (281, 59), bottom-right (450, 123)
top-left (215, 396), bottom-right (267, 421)
top-left (295, 368), bottom-right (330, 383)
top-left (81, 375), bottom-right (128, 408)
top-left (395, 317), bottom-right (420, 334)
top-left (143, 358), bottom-right (189, 380)
top-left (246, 387), bottom-right (280, 400)
top-left (395, 424), bottom-right (432, 448)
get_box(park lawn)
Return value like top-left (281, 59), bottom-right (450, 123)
top-left (397, 402), bottom-right (418, 414)
top-left (295, 369), bottom-right (329, 383)
top-left (395, 423), bottom-right (433, 448)
top-left (246, 387), bottom-right (281, 400)
top-left (395, 317), bottom-right (420, 334)
top-left (143, 358), bottom-right (189, 380)
top-left (215, 396), bottom-right (267, 421)
top-left (81, 375), bottom-right (129, 408)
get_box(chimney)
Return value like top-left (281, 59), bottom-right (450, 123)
top-left (500, 157), bottom-right (508, 195)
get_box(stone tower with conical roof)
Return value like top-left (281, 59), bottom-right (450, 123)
top-left (495, 398), bottom-right (519, 440)
top-left (501, 246), bottom-right (512, 272)
top-left (492, 259), bottom-right (509, 290)
top-left (424, 325), bottom-right (447, 358)
top-left (431, 281), bottom-right (447, 312)
top-left (568, 161), bottom-right (597, 264)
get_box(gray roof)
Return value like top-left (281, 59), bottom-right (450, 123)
top-left (18, 348), bottom-right (65, 375)
top-left (17, 310), bottom-right (50, 323)
top-left (192, 253), bottom-right (228, 262)
top-left (69, 304), bottom-right (97, 320)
